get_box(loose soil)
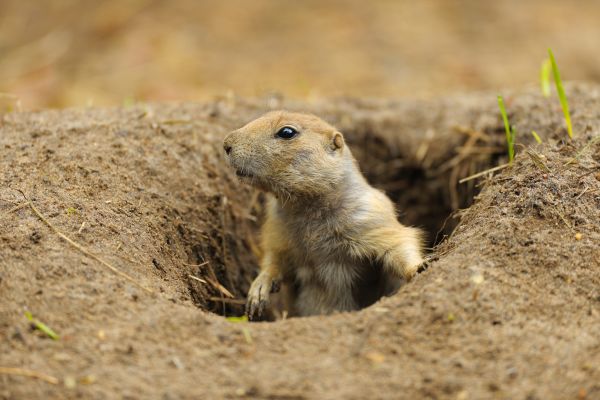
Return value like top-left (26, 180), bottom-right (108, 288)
top-left (1, 84), bottom-right (599, 399)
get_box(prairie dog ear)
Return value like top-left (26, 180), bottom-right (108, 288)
top-left (330, 131), bottom-right (345, 151)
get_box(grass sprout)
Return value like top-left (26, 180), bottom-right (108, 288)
top-left (548, 49), bottom-right (573, 138)
top-left (226, 315), bottom-right (248, 323)
top-left (25, 311), bottom-right (59, 340)
top-left (540, 59), bottom-right (552, 97)
top-left (531, 130), bottom-right (542, 144)
top-left (497, 95), bottom-right (515, 163)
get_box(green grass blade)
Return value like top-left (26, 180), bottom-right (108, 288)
top-left (548, 49), bottom-right (573, 138)
top-left (540, 59), bottom-right (551, 97)
top-left (226, 315), bottom-right (248, 323)
top-left (497, 95), bottom-right (514, 163)
top-left (25, 311), bottom-right (59, 340)
top-left (531, 130), bottom-right (542, 144)
top-left (510, 126), bottom-right (516, 159)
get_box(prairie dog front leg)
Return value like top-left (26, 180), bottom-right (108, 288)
top-left (364, 224), bottom-right (424, 281)
top-left (246, 253), bottom-right (281, 320)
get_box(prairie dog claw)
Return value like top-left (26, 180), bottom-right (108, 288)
top-left (246, 272), bottom-right (277, 320)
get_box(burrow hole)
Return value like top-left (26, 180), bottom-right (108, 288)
top-left (186, 126), bottom-right (505, 319)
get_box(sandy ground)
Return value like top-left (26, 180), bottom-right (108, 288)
top-left (1, 84), bottom-right (600, 399)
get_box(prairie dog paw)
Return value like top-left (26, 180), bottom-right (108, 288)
top-left (401, 246), bottom-right (424, 281)
top-left (246, 272), bottom-right (277, 320)
top-left (402, 262), bottom-right (420, 281)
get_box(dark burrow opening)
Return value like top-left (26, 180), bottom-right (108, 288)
top-left (186, 123), bottom-right (506, 319)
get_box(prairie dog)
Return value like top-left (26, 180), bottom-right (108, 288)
top-left (223, 111), bottom-right (424, 318)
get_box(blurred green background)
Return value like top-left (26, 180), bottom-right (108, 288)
top-left (1, 0), bottom-right (599, 109)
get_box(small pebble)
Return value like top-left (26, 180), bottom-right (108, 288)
top-left (471, 273), bottom-right (484, 285)
top-left (365, 351), bottom-right (386, 364)
top-left (80, 375), bottom-right (96, 385)
top-left (575, 233), bottom-right (583, 240)
top-left (171, 356), bottom-right (184, 370)
top-left (64, 376), bottom-right (77, 389)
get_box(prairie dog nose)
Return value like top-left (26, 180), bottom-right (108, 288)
top-left (223, 133), bottom-right (234, 155)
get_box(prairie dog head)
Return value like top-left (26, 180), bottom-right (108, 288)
top-left (223, 111), bottom-right (348, 198)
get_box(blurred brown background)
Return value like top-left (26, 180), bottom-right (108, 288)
top-left (1, 0), bottom-right (599, 110)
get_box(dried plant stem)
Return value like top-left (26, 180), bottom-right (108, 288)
top-left (0, 367), bottom-right (59, 385)
top-left (182, 261), bottom-right (209, 267)
top-left (208, 297), bottom-right (245, 304)
top-left (525, 149), bottom-right (550, 172)
top-left (564, 136), bottom-right (600, 166)
top-left (18, 190), bottom-right (153, 294)
top-left (188, 274), bottom-right (207, 284)
top-left (206, 275), bottom-right (234, 298)
top-left (3, 202), bottom-right (28, 216)
top-left (458, 163), bottom-right (510, 184)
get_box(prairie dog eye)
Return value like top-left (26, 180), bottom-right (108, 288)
top-left (276, 126), bottom-right (298, 139)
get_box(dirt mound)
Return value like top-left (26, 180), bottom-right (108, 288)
top-left (1, 85), bottom-right (599, 399)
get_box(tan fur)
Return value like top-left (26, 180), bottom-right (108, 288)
top-left (223, 111), bottom-right (424, 318)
